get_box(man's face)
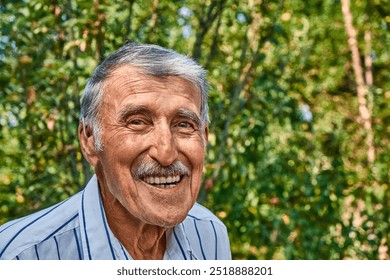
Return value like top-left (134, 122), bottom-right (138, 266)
top-left (91, 66), bottom-right (207, 227)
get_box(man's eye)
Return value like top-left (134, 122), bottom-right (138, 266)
top-left (129, 119), bottom-right (144, 125)
top-left (178, 121), bottom-right (192, 128)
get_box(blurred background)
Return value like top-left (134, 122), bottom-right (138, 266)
top-left (0, 0), bottom-right (389, 259)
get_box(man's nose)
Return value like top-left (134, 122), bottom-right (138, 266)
top-left (148, 124), bottom-right (178, 166)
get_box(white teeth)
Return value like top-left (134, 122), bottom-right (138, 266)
top-left (143, 175), bottom-right (181, 187)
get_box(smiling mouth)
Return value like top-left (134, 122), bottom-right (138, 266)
top-left (142, 175), bottom-right (182, 189)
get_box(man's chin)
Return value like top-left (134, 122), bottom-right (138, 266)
top-left (146, 212), bottom-right (189, 228)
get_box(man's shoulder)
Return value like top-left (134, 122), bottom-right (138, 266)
top-left (183, 203), bottom-right (231, 260)
top-left (187, 203), bottom-right (227, 229)
top-left (0, 191), bottom-right (82, 259)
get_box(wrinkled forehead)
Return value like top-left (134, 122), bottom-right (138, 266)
top-left (101, 65), bottom-right (202, 108)
top-left (104, 65), bottom-right (200, 94)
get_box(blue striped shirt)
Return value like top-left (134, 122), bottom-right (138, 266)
top-left (0, 176), bottom-right (231, 260)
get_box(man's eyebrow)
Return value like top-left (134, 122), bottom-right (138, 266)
top-left (117, 105), bottom-right (149, 122)
top-left (177, 108), bottom-right (202, 125)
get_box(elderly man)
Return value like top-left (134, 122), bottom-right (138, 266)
top-left (0, 43), bottom-right (231, 260)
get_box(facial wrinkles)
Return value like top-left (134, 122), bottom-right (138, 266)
top-left (110, 71), bottom-right (201, 110)
top-left (100, 69), bottom-right (206, 169)
top-left (109, 77), bottom-right (147, 107)
top-left (98, 77), bottom-right (145, 143)
top-left (99, 70), bottom-right (205, 141)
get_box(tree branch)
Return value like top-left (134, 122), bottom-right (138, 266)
top-left (192, 0), bottom-right (225, 61)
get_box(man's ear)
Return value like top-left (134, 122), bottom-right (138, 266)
top-left (78, 123), bottom-right (99, 167)
top-left (203, 125), bottom-right (209, 146)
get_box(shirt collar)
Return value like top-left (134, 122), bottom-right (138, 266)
top-left (164, 224), bottom-right (198, 260)
top-left (78, 175), bottom-right (198, 260)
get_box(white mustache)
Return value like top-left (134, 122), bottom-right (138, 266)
top-left (132, 160), bottom-right (190, 179)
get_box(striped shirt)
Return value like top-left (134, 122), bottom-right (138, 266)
top-left (0, 175), bottom-right (231, 260)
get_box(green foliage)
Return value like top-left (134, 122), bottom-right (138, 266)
top-left (0, 0), bottom-right (388, 259)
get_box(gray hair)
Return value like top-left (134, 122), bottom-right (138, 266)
top-left (79, 43), bottom-right (209, 151)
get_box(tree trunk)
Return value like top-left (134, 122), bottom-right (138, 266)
top-left (341, 0), bottom-right (375, 165)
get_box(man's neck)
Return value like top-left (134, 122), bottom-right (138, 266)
top-left (98, 181), bottom-right (167, 260)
